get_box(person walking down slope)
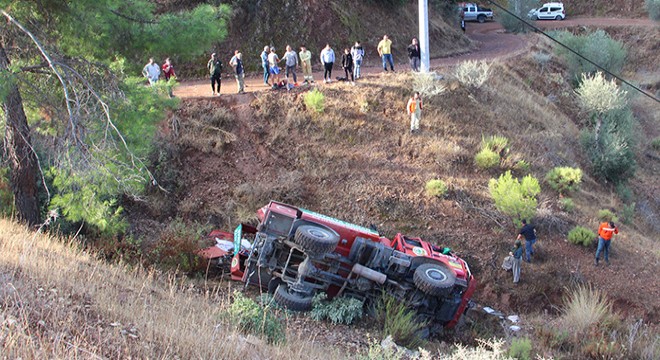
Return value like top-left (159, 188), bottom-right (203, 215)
top-left (407, 38), bottom-right (421, 72)
top-left (406, 92), bottom-right (423, 133)
top-left (517, 219), bottom-right (537, 263)
top-left (351, 41), bottom-right (364, 79)
top-left (282, 45), bottom-right (299, 85)
top-left (261, 46), bottom-right (271, 86)
top-left (320, 44), bottom-right (335, 83)
top-left (341, 48), bottom-right (354, 84)
top-left (510, 240), bottom-right (523, 284)
top-left (268, 47), bottom-right (281, 86)
top-left (299, 45), bottom-right (314, 84)
top-left (142, 57), bottom-right (160, 86)
top-left (595, 221), bottom-right (619, 266)
top-left (207, 53), bottom-right (223, 96)
top-left (377, 35), bottom-right (394, 72)
top-left (229, 50), bottom-right (245, 94)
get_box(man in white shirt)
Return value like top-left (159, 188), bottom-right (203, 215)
top-left (142, 57), bottom-right (160, 85)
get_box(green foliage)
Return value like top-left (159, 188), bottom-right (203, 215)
top-left (488, 171), bottom-right (541, 226)
top-left (499, 0), bottom-right (538, 33)
top-left (559, 197), bottom-right (575, 212)
top-left (567, 226), bottom-right (596, 247)
top-left (597, 209), bottom-right (618, 223)
top-left (375, 294), bottom-right (427, 349)
top-left (0, 167), bottom-right (14, 217)
top-left (620, 203), bottom-right (635, 225)
top-left (228, 291), bottom-right (285, 345)
top-left (545, 166), bottom-right (583, 194)
top-left (508, 337), bottom-right (533, 360)
top-left (553, 30), bottom-right (627, 81)
top-left (310, 293), bottom-right (364, 325)
top-left (475, 135), bottom-right (509, 170)
top-left (651, 137), bottom-right (660, 151)
top-left (475, 148), bottom-right (500, 169)
top-left (425, 179), bottom-right (448, 197)
top-left (455, 60), bottom-right (491, 89)
top-left (146, 219), bottom-right (208, 272)
top-left (646, 0), bottom-right (660, 21)
top-left (514, 159), bottom-right (530, 172)
top-left (615, 183), bottom-right (634, 203)
top-left (304, 89), bottom-right (325, 113)
top-left (576, 72), bottom-right (628, 114)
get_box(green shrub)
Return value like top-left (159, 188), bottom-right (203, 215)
top-left (482, 135), bottom-right (509, 155)
top-left (651, 137), bottom-right (660, 151)
top-left (621, 203), bottom-right (635, 225)
top-left (425, 179), bottom-right (448, 197)
top-left (146, 219), bottom-right (208, 272)
top-left (310, 293), bottom-right (364, 325)
top-left (228, 291), bottom-right (285, 345)
top-left (576, 72), bottom-right (628, 114)
top-left (545, 167), bottom-right (583, 194)
top-left (567, 226), bottom-right (596, 247)
top-left (561, 286), bottom-right (614, 336)
top-left (0, 167), bottom-right (13, 217)
top-left (488, 171), bottom-right (541, 226)
top-left (560, 197), bottom-right (575, 212)
top-left (475, 148), bottom-right (500, 169)
top-left (553, 30), bottom-right (627, 81)
top-left (375, 294), bottom-right (427, 349)
top-left (499, 0), bottom-right (538, 33)
top-left (597, 209), bottom-right (618, 223)
top-left (304, 89), bottom-right (325, 113)
top-left (646, 0), bottom-right (660, 21)
top-left (508, 337), bottom-right (532, 360)
top-left (455, 60), bottom-right (491, 88)
top-left (514, 159), bottom-right (530, 172)
top-left (615, 183), bottom-right (634, 203)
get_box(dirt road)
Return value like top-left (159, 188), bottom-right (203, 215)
top-left (173, 17), bottom-right (656, 99)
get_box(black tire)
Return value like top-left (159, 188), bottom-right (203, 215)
top-left (532, 15), bottom-right (538, 21)
top-left (267, 277), bottom-right (283, 295)
top-left (477, 15), bottom-right (486, 23)
top-left (555, 15), bottom-right (562, 20)
top-left (294, 225), bottom-right (340, 256)
top-left (413, 263), bottom-right (456, 297)
top-left (273, 284), bottom-right (313, 311)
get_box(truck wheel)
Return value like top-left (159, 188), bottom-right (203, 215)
top-left (532, 15), bottom-right (538, 20)
top-left (294, 225), bottom-right (340, 256)
top-left (555, 15), bottom-right (562, 20)
top-left (414, 263), bottom-right (456, 297)
top-left (477, 15), bottom-right (486, 23)
top-left (273, 284), bottom-right (313, 311)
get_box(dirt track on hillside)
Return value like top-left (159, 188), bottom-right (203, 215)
top-left (173, 17), bottom-right (656, 99)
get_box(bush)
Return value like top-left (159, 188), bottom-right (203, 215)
top-left (304, 89), bottom-right (325, 113)
top-left (560, 197), bottom-right (575, 212)
top-left (615, 183), bottom-right (634, 203)
top-left (576, 72), bottom-right (628, 114)
top-left (310, 293), bottom-right (364, 325)
top-left (0, 167), bottom-right (13, 217)
top-left (651, 137), bottom-right (660, 151)
top-left (375, 294), bottom-right (427, 349)
top-left (425, 179), bottom-right (448, 197)
top-left (488, 171), bottom-right (541, 226)
top-left (413, 71), bottom-right (446, 97)
top-left (646, 0), bottom-right (660, 20)
top-left (228, 291), bottom-right (285, 345)
top-left (499, 0), bottom-right (538, 33)
top-left (561, 286), bottom-right (614, 336)
top-left (475, 148), bottom-right (500, 169)
top-left (455, 60), bottom-right (491, 88)
top-left (482, 135), bottom-right (509, 155)
top-left (545, 167), bottom-right (583, 194)
top-left (508, 337), bottom-right (532, 360)
top-left (621, 202), bottom-right (635, 225)
top-left (597, 209), bottom-right (618, 223)
top-left (147, 219), bottom-right (208, 272)
top-left (553, 30), bottom-right (627, 81)
top-left (567, 226), bottom-right (596, 247)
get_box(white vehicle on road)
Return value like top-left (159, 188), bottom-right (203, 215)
top-left (529, 2), bottom-right (566, 20)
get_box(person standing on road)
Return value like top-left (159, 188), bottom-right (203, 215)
top-left (461, 14), bottom-right (466, 33)
top-left (351, 41), bottom-right (364, 79)
top-left (162, 57), bottom-right (176, 81)
top-left (229, 50), bottom-right (245, 94)
top-left (268, 47), bottom-right (281, 86)
top-left (341, 48), bottom-right (354, 84)
top-left (207, 53), bottom-right (223, 96)
top-left (261, 46), bottom-right (270, 86)
top-left (320, 44), bottom-right (335, 83)
top-left (517, 219), bottom-right (537, 263)
top-left (510, 240), bottom-right (523, 284)
top-left (377, 35), bottom-right (394, 72)
top-left (282, 45), bottom-right (299, 85)
top-left (299, 45), bottom-right (314, 84)
top-left (407, 38), bottom-right (421, 72)
top-left (406, 92), bottom-right (422, 133)
top-left (142, 57), bottom-right (160, 86)
top-left (595, 221), bottom-right (619, 266)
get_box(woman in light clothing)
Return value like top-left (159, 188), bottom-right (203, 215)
top-left (351, 41), bottom-right (364, 79)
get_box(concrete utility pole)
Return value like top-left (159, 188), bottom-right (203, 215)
top-left (419, 0), bottom-right (430, 72)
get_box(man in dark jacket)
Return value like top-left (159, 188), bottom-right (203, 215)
top-left (516, 219), bottom-right (537, 263)
top-left (341, 48), bottom-right (354, 83)
top-left (207, 53), bottom-right (223, 96)
top-left (407, 38), bottom-right (421, 72)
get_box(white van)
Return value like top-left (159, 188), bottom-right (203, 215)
top-left (528, 2), bottom-right (566, 20)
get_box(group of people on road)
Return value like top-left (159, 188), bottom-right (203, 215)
top-left (141, 57), bottom-right (176, 86)
top-left (504, 218), bottom-right (620, 284)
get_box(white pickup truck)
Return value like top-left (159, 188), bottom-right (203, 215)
top-left (459, 2), bottom-right (494, 23)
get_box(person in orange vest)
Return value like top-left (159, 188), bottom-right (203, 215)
top-left (406, 92), bottom-right (422, 134)
top-left (595, 221), bottom-right (618, 266)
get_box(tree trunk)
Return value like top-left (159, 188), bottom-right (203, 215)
top-left (1, 42), bottom-right (40, 226)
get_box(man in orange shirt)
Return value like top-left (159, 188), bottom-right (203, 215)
top-left (595, 221), bottom-right (618, 266)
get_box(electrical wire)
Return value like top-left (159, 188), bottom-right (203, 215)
top-left (484, 0), bottom-right (660, 104)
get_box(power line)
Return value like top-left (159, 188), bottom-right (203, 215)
top-left (484, 0), bottom-right (660, 104)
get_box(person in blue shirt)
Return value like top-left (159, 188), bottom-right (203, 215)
top-left (260, 46), bottom-right (270, 86)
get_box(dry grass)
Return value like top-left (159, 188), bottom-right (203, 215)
top-left (0, 219), bottom-right (346, 359)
